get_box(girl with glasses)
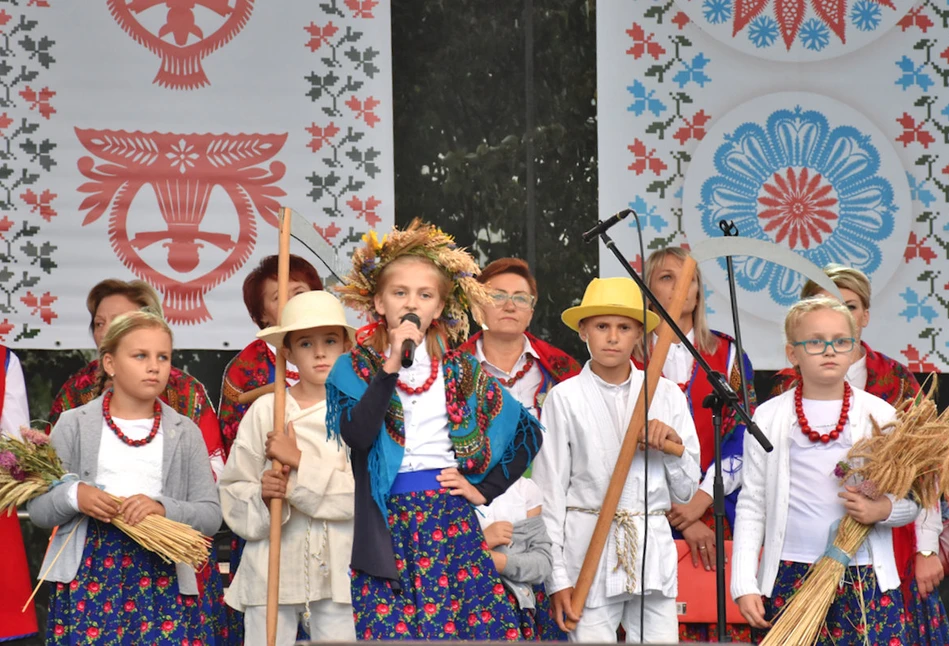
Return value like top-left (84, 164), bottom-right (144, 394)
top-left (734, 296), bottom-right (915, 644)
top-left (771, 264), bottom-right (947, 645)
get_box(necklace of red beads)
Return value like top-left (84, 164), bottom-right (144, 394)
top-left (103, 389), bottom-right (162, 447)
top-left (677, 359), bottom-right (697, 393)
top-left (265, 344), bottom-right (300, 381)
top-left (794, 381), bottom-right (851, 444)
top-left (497, 354), bottom-right (535, 388)
top-left (396, 357), bottom-right (440, 395)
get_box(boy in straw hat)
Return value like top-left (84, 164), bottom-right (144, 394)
top-left (219, 290), bottom-right (357, 644)
top-left (532, 277), bottom-right (701, 643)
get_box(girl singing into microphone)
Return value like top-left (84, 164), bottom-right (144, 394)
top-left (326, 220), bottom-right (544, 640)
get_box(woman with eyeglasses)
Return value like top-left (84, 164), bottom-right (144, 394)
top-left (637, 246), bottom-right (756, 644)
top-left (459, 257), bottom-right (581, 641)
top-left (771, 264), bottom-right (948, 646)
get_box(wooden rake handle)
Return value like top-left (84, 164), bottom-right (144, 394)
top-left (565, 256), bottom-right (696, 631)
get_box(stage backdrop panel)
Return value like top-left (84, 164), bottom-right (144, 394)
top-left (0, 0), bottom-right (393, 349)
top-left (597, 0), bottom-right (948, 371)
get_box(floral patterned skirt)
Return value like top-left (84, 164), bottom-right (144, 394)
top-left (47, 520), bottom-right (210, 645)
top-left (901, 561), bottom-right (949, 645)
top-left (754, 560), bottom-right (906, 645)
top-left (351, 488), bottom-right (522, 640)
top-left (532, 583), bottom-right (567, 641)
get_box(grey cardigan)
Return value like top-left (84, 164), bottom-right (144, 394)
top-left (495, 515), bottom-right (554, 610)
top-left (27, 396), bottom-right (222, 595)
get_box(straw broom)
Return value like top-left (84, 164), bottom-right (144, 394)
top-left (761, 380), bottom-right (949, 646)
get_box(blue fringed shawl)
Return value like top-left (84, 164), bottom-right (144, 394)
top-left (325, 346), bottom-right (542, 518)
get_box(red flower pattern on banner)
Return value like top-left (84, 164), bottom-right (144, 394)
top-left (672, 11), bottom-right (690, 29)
top-left (0, 112), bottom-right (12, 131)
top-left (345, 0), bottom-right (378, 19)
top-left (0, 215), bottom-right (12, 238)
top-left (20, 188), bottom-right (57, 222)
top-left (897, 7), bottom-right (934, 32)
top-left (315, 222), bottom-right (341, 243)
top-left (628, 139), bottom-right (667, 176)
top-left (347, 195), bottom-right (382, 227)
top-left (901, 344), bottom-right (937, 372)
top-left (20, 290), bottom-right (57, 325)
top-left (304, 21), bottom-right (339, 51)
top-left (18, 85), bottom-right (56, 119)
top-left (626, 24), bottom-right (665, 60)
top-left (758, 167), bottom-right (838, 250)
top-left (0, 11), bottom-right (10, 30)
top-left (306, 122), bottom-right (340, 152)
top-left (673, 110), bottom-right (711, 145)
top-left (346, 96), bottom-right (382, 128)
top-left (0, 319), bottom-right (13, 340)
top-left (904, 232), bottom-right (937, 264)
top-left (629, 254), bottom-right (643, 273)
top-left (896, 113), bottom-right (934, 148)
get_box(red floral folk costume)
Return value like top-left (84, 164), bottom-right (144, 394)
top-left (0, 345), bottom-right (39, 642)
top-left (772, 341), bottom-right (949, 646)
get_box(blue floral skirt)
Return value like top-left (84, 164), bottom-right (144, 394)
top-left (754, 560), bottom-right (906, 645)
top-left (532, 584), bottom-right (567, 641)
top-left (47, 520), bottom-right (210, 645)
top-left (901, 561), bottom-right (949, 645)
top-left (351, 488), bottom-right (522, 640)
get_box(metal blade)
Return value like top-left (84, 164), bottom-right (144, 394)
top-left (282, 210), bottom-right (348, 286)
top-left (688, 237), bottom-right (843, 301)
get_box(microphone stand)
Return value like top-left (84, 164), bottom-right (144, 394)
top-left (594, 227), bottom-right (773, 641)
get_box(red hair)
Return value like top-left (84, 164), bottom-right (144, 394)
top-left (242, 255), bottom-right (323, 328)
top-left (477, 257), bottom-right (538, 297)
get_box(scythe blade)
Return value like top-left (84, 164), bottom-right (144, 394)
top-left (281, 209), bottom-right (349, 286)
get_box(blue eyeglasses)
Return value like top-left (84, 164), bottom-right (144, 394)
top-left (791, 337), bottom-right (856, 355)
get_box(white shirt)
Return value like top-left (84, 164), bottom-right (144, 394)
top-left (846, 352), bottom-right (868, 390)
top-left (397, 345), bottom-right (455, 473)
top-left (221, 392), bottom-right (354, 609)
top-left (477, 477), bottom-right (544, 529)
top-left (783, 398), bottom-right (869, 565)
top-left (1, 350), bottom-right (28, 440)
top-left (96, 417), bottom-right (164, 499)
top-left (533, 362), bottom-right (701, 605)
top-left (731, 388), bottom-right (919, 599)
top-left (475, 336), bottom-right (543, 418)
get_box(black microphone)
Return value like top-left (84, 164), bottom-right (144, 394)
top-left (400, 312), bottom-right (421, 368)
top-left (581, 208), bottom-right (634, 243)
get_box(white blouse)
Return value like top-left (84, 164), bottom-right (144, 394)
top-left (397, 344), bottom-right (455, 473)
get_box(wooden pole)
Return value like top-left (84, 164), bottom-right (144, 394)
top-left (565, 256), bottom-right (696, 631)
top-left (265, 207), bottom-right (293, 646)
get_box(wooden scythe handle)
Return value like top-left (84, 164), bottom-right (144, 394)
top-left (265, 207), bottom-right (293, 646)
top-left (565, 256), bottom-right (696, 631)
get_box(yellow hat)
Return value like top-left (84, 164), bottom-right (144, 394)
top-left (561, 277), bottom-right (660, 333)
top-left (257, 291), bottom-right (356, 347)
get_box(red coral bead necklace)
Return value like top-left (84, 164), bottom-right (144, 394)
top-left (497, 354), bottom-right (535, 388)
top-left (103, 389), bottom-right (162, 447)
top-left (794, 381), bottom-right (851, 444)
top-left (396, 356), bottom-right (440, 395)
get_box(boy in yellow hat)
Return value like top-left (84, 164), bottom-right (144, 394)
top-left (219, 290), bottom-right (357, 644)
top-left (532, 277), bottom-right (701, 643)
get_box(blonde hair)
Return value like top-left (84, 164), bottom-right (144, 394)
top-left (637, 247), bottom-right (718, 358)
top-left (367, 256), bottom-right (450, 359)
top-left (800, 264), bottom-right (871, 309)
top-left (86, 279), bottom-right (163, 334)
top-left (784, 296), bottom-right (856, 344)
top-left (97, 310), bottom-right (173, 394)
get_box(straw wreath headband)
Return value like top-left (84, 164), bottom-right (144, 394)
top-left (335, 218), bottom-right (489, 343)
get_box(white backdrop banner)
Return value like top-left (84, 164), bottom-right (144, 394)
top-left (597, 0), bottom-right (949, 371)
top-left (0, 0), bottom-right (393, 349)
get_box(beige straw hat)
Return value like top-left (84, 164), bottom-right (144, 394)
top-left (257, 290), bottom-right (356, 347)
